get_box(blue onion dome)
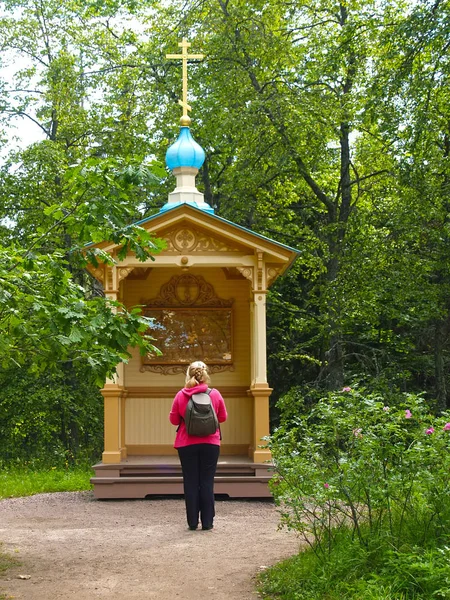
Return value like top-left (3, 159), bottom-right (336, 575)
top-left (165, 126), bottom-right (206, 171)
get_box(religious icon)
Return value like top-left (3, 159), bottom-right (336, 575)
top-left (143, 308), bottom-right (233, 365)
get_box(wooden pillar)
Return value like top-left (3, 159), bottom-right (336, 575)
top-left (120, 389), bottom-right (128, 458)
top-left (101, 266), bottom-right (127, 463)
top-left (251, 291), bottom-right (268, 386)
top-left (101, 384), bottom-right (127, 463)
top-left (249, 251), bottom-right (272, 463)
top-left (248, 386), bottom-right (272, 463)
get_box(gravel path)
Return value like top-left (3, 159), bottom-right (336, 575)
top-left (0, 492), bottom-right (299, 600)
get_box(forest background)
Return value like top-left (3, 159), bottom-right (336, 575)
top-left (0, 0), bottom-right (449, 464)
top-left (1, 1), bottom-right (450, 597)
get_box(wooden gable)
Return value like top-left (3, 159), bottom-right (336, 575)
top-left (87, 204), bottom-right (298, 289)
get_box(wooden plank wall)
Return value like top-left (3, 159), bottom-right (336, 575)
top-left (124, 396), bottom-right (252, 447)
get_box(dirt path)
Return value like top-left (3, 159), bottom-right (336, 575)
top-left (0, 492), bottom-right (299, 600)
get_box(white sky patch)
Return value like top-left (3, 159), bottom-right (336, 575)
top-left (0, 216), bottom-right (16, 228)
top-left (0, 7), bottom-right (157, 159)
top-left (0, 55), bottom-right (45, 154)
top-left (327, 130), bottom-right (360, 150)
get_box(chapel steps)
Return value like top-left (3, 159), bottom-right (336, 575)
top-left (90, 456), bottom-right (274, 499)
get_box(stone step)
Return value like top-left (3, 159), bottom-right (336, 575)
top-left (92, 461), bottom-right (273, 479)
top-left (90, 474), bottom-right (273, 499)
top-left (93, 462), bottom-right (269, 471)
top-left (91, 475), bottom-right (271, 484)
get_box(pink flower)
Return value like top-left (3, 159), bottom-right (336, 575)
top-left (383, 406), bottom-right (390, 412)
top-left (324, 483), bottom-right (329, 489)
top-left (353, 428), bottom-right (363, 438)
top-left (443, 423), bottom-right (450, 431)
top-left (426, 427), bottom-right (435, 435)
top-left (405, 410), bottom-right (412, 419)
top-left (342, 386), bottom-right (352, 392)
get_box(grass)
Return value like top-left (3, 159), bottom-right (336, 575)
top-left (257, 528), bottom-right (450, 600)
top-left (258, 550), bottom-right (409, 600)
top-left (0, 465), bottom-right (93, 499)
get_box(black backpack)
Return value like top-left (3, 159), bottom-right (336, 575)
top-left (183, 388), bottom-right (220, 437)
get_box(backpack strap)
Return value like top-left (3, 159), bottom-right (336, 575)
top-left (208, 388), bottom-right (222, 440)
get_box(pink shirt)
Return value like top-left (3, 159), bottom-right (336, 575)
top-left (169, 384), bottom-right (228, 448)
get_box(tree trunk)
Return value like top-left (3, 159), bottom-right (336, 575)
top-left (323, 250), bottom-right (345, 389)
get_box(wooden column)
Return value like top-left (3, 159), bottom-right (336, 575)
top-left (120, 389), bottom-right (128, 458)
top-left (249, 251), bottom-right (272, 463)
top-left (101, 266), bottom-right (127, 463)
top-left (101, 384), bottom-right (127, 463)
top-left (248, 386), bottom-right (272, 463)
top-left (251, 291), bottom-right (268, 386)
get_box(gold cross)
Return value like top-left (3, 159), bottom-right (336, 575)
top-left (166, 38), bottom-right (204, 125)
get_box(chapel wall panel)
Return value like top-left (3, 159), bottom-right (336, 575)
top-left (123, 268), bottom-right (251, 389)
top-left (125, 397), bottom-right (174, 445)
top-left (125, 396), bottom-right (252, 446)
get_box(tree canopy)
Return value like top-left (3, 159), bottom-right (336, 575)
top-left (1, 0), bottom-right (449, 463)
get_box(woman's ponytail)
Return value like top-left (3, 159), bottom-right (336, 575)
top-left (185, 361), bottom-right (210, 388)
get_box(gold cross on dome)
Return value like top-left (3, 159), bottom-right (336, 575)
top-left (166, 38), bottom-right (204, 125)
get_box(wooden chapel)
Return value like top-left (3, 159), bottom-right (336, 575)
top-left (89, 40), bottom-right (298, 498)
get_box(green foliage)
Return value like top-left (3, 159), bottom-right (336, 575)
top-left (1, 0), bottom-right (450, 404)
top-left (0, 465), bottom-right (92, 499)
top-left (264, 387), bottom-right (450, 598)
top-left (0, 365), bottom-right (103, 464)
top-left (259, 535), bottom-right (450, 599)
top-left (0, 246), bottom-right (160, 384)
top-left (48, 156), bottom-right (165, 251)
top-left (0, 0), bottom-right (167, 386)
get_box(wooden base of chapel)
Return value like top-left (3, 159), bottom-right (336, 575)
top-left (90, 455), bottom-right (273, 499)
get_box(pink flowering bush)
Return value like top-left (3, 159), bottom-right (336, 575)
top-left (268, 389), bottom-right (450, 598)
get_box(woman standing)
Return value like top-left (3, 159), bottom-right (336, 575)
top-left (169, 361), bottom-right (227, 531)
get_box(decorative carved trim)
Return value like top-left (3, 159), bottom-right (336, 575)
top-left (141, 274), bottom-right (233, 308)
top-left (127, 267), bottom-right (152, 280)
top-left (256, 250), bottom-right (264, 291)
top-left (118, 267), bottom-right (135, 283)
top-left (236, 267), bottom-right (253, 282)
top-left (106, 267), bottom-right (113, 290)
top-left (164, 227), bottom-right (242, 253)
top-left (139, 363), bottom-right (236, 375)
top-left (170, 228), bottom-right (196, 252)
top-left (223, 267), bottom-right (246, 280)
top-left (267, 266), bottom-right (281, 286)
top-left (88, 265), bottom-right (105, 284)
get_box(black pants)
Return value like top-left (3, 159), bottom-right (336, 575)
top-left (177, 443), bottom-right (220, 529)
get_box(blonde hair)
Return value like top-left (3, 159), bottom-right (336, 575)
top-left (185, 361), bottom-right (210, 388)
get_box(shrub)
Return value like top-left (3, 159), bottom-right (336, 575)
top-left (0, 362), bottom-right (103, 466)
top-left (265, 387), bottom-right (450, 598)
